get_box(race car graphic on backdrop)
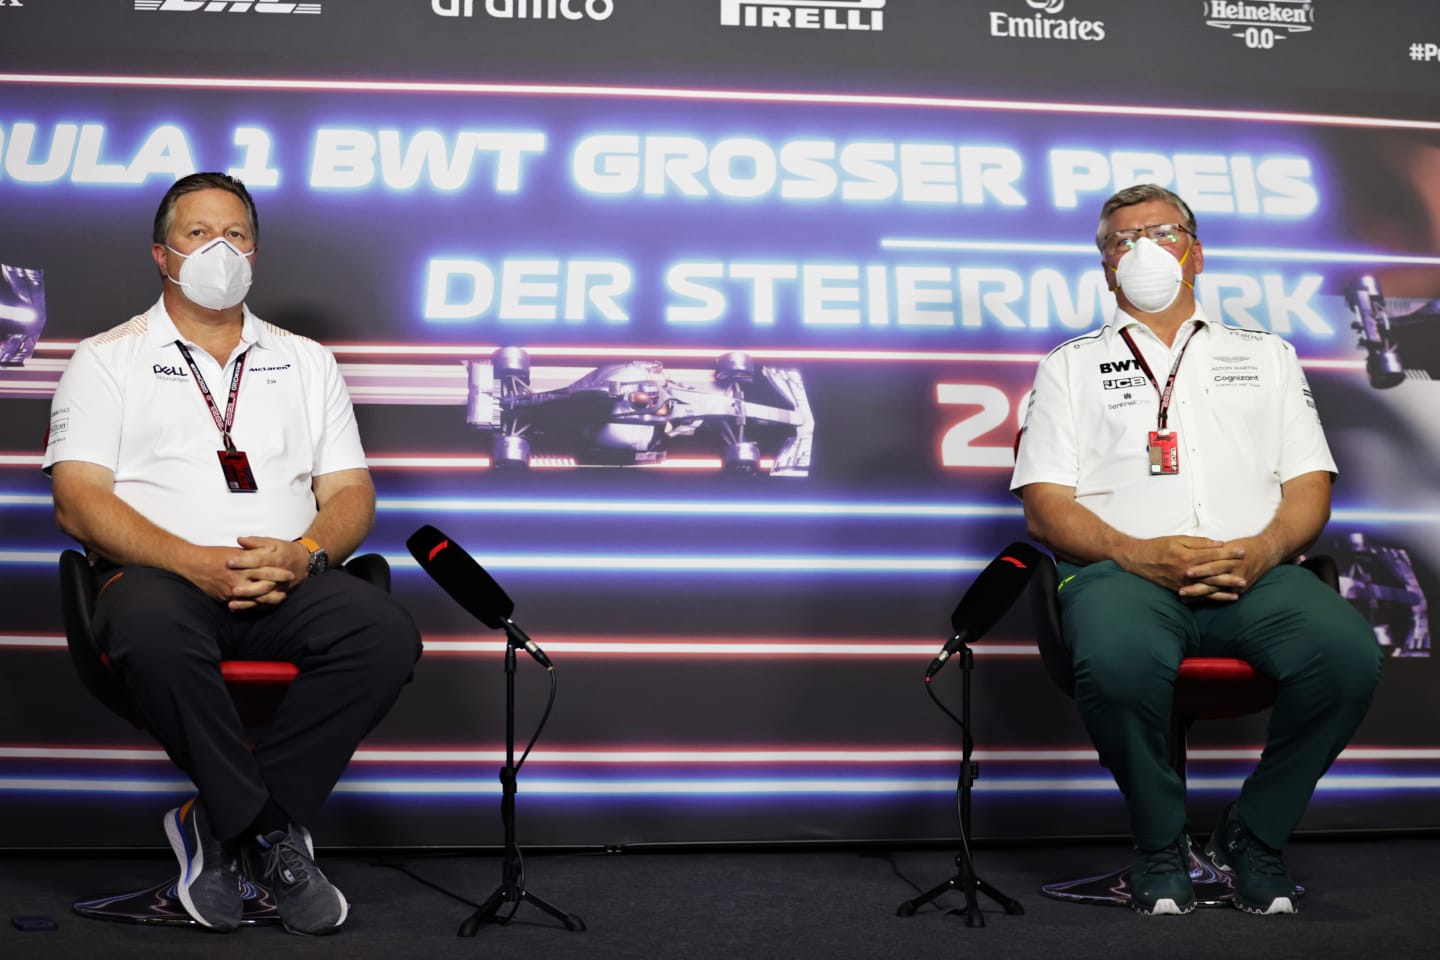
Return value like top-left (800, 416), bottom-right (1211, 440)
top-left (1347, 276), bottom-right (1440, 388)
top-left (464, 347), bottom-right (814, 475)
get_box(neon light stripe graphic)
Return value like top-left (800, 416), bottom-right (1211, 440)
top-left (0, 552), bottom-right (62, 564)
top-left (374, 497), bottom-right (1023, 518)
top-left (4, 745), bottom-right (1430, 764)
top-left (0, 494), bottom-right (52, 506)
top-left (364, 456), bottom-right (777, 470)
top-left (13, 496), bottom-right (1427, 524)
top-left (4, 774), bottom-right (1435, 797)
top-left (880, 238), bottom-right (1440, 266)
top-left (0, 551), bottom-right (982, 573)
top-left (416, 639), bottom-right (1030, 657)
top-left (0, 636), bottom-right (61, 649)
top-left (387, 553), bottom-right (985, 573)
top-left (1331, 509), bottom-right (1440, 524)
top-left (26, 342), bottom-right (1049, 363)
top-left (8, 339), bottom-right (1370, 365)
top-left (2, 73), bottom-right (1437, 131)
top-left (0, 634), bottom-right (1027, 657)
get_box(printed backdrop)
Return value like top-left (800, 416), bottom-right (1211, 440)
top-left (1, 0), bottom-right (1438, 848)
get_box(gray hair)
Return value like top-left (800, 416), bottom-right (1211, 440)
top-left (1095, 184), bottom-right (1197, 250)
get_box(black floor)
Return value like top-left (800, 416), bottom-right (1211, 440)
top-left (4, 836), bottom-right (1437, 960)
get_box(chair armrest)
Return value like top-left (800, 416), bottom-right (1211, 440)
top-left (1028, 551), bottom-right (1076, 697)
top-left (58, 550), bottom-right (137, 723)
top-left (342, 552), bottom-right (391, 593)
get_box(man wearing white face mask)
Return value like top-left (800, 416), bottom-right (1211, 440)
top-left (1011, 184), bottom-right (1380, 918)
top-left (43, 173), bottom-right (422, 936)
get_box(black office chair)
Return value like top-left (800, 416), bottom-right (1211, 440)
top-left (59, 548), bottom-right (391, 925)
top-left (1029, 550), bottom-right (1338, 907)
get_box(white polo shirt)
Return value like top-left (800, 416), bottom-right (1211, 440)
top-left (1010, 306), bottom-right (1336, 542)
top-left (43, 298), bottom-right (367, 547)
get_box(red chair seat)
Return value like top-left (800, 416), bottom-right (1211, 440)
top-left (219, 661), bottom-right (299, 685)
top-left (1174, 657), bottom-right (1278, 721)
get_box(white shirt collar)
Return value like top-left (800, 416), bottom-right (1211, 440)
top-left (143, 297), bottom-right (271, 356)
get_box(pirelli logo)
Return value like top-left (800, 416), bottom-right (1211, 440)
top-left (720, 0), bottom-right (884, 31)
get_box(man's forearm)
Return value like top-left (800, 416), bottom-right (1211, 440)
top-left (54, 480), bottom-right (200, 573)
top-left (299, 481), bottom-right (375, 565)
top-left (1020, 482), bottom-right (1134, 565)
top-left (1247, 470), bottom-right (1333, 568)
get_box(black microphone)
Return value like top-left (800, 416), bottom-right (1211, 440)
top-left (406, 524), bottom-right (553, 670)
top-left (925, 542), bottom-right (1043, 681)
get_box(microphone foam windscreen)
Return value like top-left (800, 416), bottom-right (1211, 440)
top-left (950, 541), bottom-right (1044, 637)
top-left (405, 524), bottom-right (514, 628)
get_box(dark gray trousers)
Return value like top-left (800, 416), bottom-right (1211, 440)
top-left (94, 563), bottom-right (422, 840)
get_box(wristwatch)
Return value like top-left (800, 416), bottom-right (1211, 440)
top-left (296, 536), bottom-right (328, 577)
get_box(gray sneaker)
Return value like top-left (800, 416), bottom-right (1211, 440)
top-left (163, 799), bottom-right (242, 930)
top-left (253, 823), bottom-right (348, 935)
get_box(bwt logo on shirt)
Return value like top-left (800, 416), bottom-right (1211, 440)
top-left (720, 0), bottom-right (885, 31)
top-left (1098, 359), bottom-right (1141, 374)
top-left (133, 1), bottom-right (322, 14)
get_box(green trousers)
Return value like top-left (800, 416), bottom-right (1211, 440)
top-left (1056, 560), bottom-right (1382, 851)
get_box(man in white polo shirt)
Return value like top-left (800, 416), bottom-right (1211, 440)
top-left (1011, 184), bottom-right (1380, 918)
top-left (43, 172), bottom-right (421, 935)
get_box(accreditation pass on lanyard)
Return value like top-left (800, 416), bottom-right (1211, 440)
top-left (1118, 326), bottom-right (1197, 477)
top-left (174, 340), bottom-right (258, 492)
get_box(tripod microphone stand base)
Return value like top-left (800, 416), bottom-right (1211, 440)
top-left (459, 884), bottom-right (586, 935)
top-left (896, 854), bottom-right (1025, 927)
top-left (458, 629), bottom-right (584, 937)
top-left (899, 644), bottom-right (1024, 927)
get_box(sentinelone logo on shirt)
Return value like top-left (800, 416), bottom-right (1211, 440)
top-left (134, 0), bottom-right (321, 13)
top-left (1204, 0), bottom-right (1314, 50)
top-left (989, 0), bottom-right (1106, 42)
top-left (720, 0), bottom-right (885, 32)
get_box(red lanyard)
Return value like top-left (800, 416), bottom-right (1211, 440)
top-left (1118, 325), bottom-right (1198, 431)
top-left (174, 340), bottom-right (248, 452)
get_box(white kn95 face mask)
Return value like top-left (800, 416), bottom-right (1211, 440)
top-left (1113, 236), bottom-right (1187, 314)
top-left (165, 237), bottom-right (255, 311)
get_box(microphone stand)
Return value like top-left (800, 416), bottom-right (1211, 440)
top-left (458, 620), bottom-right (584, 935)
top-left (897, 643), bottom-right (1024, 927)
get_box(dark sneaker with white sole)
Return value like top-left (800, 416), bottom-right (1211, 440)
top-left (164, 798), bottom-right (242, 931)
top-left (1129, 834), bottom-right (1196, 916)
top-left (253, 823), bottom-right (348, 935)
top-left (1206, 803), bottom-right (1298, 915)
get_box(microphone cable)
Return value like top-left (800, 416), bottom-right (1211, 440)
top-left (924, 672), bottom-right (977, 885)
top-left (497, 657), bottom-right (559, 924)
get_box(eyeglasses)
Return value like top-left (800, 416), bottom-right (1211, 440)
top-left (1100, 223), bottom-right (1195, 257)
